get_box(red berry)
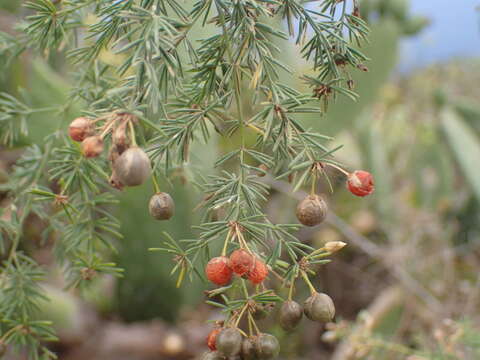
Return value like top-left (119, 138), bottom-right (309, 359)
top-left (206, 256), bottom-right (233, 286)
top-left (207, 328), bottom-right (221, 351)
top-left (81, 136), bottom-right (104, 158)
top-left (248, 258), bottom-right (268, 284)
top-left (69, 117), bottom-right (93, 142)
top-left (229, 249), bottom-right (254, 276)
top-left (347, 170), bottom-right (374, 197)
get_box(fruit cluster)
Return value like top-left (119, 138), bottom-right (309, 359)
top-left (206, 249), bottom-right (268, 287)
top-left (69, 116), bottom-right (374, 360)
top-left (203, 290), bottom-right (336, 360)
top-left (69, 114), bottom-right (175, 221)
top-left (201, 166), bottom-right (373, 359)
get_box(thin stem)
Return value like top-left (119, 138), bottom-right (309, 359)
top-left (248, 312), bottom-right (261, 336)
top-left (310, 170), bottom-right (317, 196)
top-left (301, 270), bottom-right (317, 295)
top-left (324, 162), bottom-right (350, 176)
top-left (221, 230), bottom-right (232, 257)
top-left (152, 175), bottom-right (161, 193)
top-left (241, 279), bottom-right (249, 299)
top-left (288, 278), bottom-right (295, 301)
top-left (128, 120), bottom-right (137, 147)
top-left (234, 303), bottom-right (249, 328)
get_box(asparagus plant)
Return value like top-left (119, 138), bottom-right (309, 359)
top-left (0, 0), bottom-right (374, 358)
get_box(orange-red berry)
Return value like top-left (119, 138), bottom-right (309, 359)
top-left (347, 170), bottom-right (374, 197)
top-left (229, 249), bottom-right (254, 276)
top-left (69, 117), bottom-right (93, 142)
top-left (206, 256), bottom-right (233, 286)
top-left (248, 258), bottom-right (268, 284)
top-left (207, 328), bottom-right (222, 351)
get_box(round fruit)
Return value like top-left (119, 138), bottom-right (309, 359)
top-left (205, 256), bottom-right (233, 286)
top-left (347, 170), bottom-right (374, 197)
top-left (248, 258), bottom-right (268, 284)
top-left (69, 117), bottom-right (93, 142)
top-left (304, 292), bottom-right (335, 323)
top-left (279, 300), bottom-right (303, 331)
top-left (207, 328), bottom-right (222, 351)
top-left (241, 337), bottom-right (258, 360)
top-left (201, 351), bottom-right (225, 360)
top-left (255, 334), bottom-right (279, 359)
top-left (149, 192), bottom-right (175, 220)
top-left (81, 136), bottom-right (104, 158)
top-left (113, 147), bottom-right (151, 186)
top-left (216, 328), bottom-right (242, 357)
top-left (296, 195), bottom-right (328, 226)
top-left (229, 249), bottom-right (254, 276)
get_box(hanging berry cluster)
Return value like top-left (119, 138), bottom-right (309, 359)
top-left (69, 113), bottom-right (175, 219)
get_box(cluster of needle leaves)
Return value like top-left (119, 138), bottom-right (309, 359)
top-left (0, 0), bottom-right (369, 358)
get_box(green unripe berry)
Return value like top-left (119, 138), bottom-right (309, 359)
top-left (304, 292), bottom-right (335, 323)
top-left (216, 328), bottom-right (242, 357)
top-left (255, 334), bottom-right (279, 360)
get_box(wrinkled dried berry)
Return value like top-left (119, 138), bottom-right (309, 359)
top-left (81, 136), bottom-right (104, 158)
top-left (149, 192), bottom-right (175, 220)
top-left (279, 300), bottom-right (303, 331)
top-left (206, 256), bottom-right (232, 286)
top-left (207, 328), bottom-right (222, 351)
top-left (216, 328), bottom-right (242, 357)
top-left (229, 249), bottom-right (254, 276)
top-left (347, 170), bottom-right (374, 197)
top-left (248, 258), bottom-right (268, 284)
top-left (69, 117), bottom-right (93, 142)
top-left (255, 334), bottom-right (279, 359)
top-left (113, 147), bottom-right (151, 186)
top-left (296, 195), bottom-right (327, 227)
top-left (304, 292), bottom-right (335, 323)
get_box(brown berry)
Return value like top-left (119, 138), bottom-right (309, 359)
top-left (279, 300), bottom-right (303, 331)
top-left (81, 136), bottom-right (104, 158)
top-left (149, 192), bottom-right (175, 220)
top-left (229, 249), bottom-right (254, 276)
top-left (304, 292), bottom-right (335, 323)
top-left (207, 328), bottom-right (222, 351)
top-left (69, 117), bottom-right (93, 142)
top-left (241, 337), bottom-right (258, 360)
top-left (248, 258), bottom-right (268, 284)
top-left (296, 194), bottom-right (327, 227)
top-left (113, 147), bottom-right (151, 186)
top-left (206, 256), bottom-right (233, 286)
top-left (347, 170), bottom-right (374, 197)
top-left (216, 328), bottom-right (242, 357)
top-left (255, 334), bottom-right (279, 359)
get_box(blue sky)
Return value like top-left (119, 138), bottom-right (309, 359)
top-left (399, 0), bottom-right (480, 71)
